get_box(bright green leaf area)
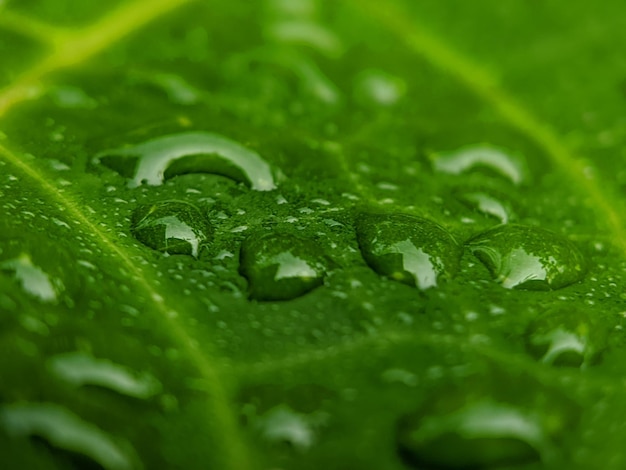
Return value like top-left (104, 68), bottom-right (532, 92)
top-left (2, 0), bottom-right (626, 469)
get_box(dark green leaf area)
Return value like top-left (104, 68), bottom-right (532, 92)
top-left (468, 225), bottom-right (587, 290)
top-left (239, 232), bottom-right (331, 301)
top-left (356, 212), bottom-right (462, 290)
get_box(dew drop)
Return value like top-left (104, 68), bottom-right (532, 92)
top-left (468, 224), bottom-right (586, 290)
top-left (525, 308), bottom-right (604, 367)
top-left (0, 254), bottom-right (61, 302)
top-left (47, 352), bottom-right (161, 399)
top-left (239, 233), bottom-right (330, 301)
top-left (460, 192), bottom-right (511, 224)
top-left (95, 132), bottom-right (276, 191)
top-left (356, 213), bottom-right (461, 290)
top-left (354, 69), bottom-right (406, 106)
top-left (396, 380), bottom-right (578, 469)
top-left (432, 145), bottom-right (526, 185)
top-left (131, 201), bottom-right (211, 258)
top-left (0, 403), bottom-right (137, 470)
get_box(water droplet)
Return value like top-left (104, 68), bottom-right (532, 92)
top-left (397, 380), bottom-right (578, 469)
top-left (356, 213), bottom-right (461, 290)
top-left (525, 308), bottom-right (605, 367)
top-left (131, 201), bottom-right (211, 258)
top-left (468, 225), bottom-right (586, 290)
top-left (239, 233), bottom-right (330, 301)
top-left (354, 69), bottom-right (406, 106)
top-left (432, 145), bottom-right (526, 185)
top-left (255, 405), bottom-right (325, 451)
top-left (0, 254), bottom-right (61, 302)
top-left (460, 192), bottom-right (511, 224)
top-left (0, 403), bottom-right (137, 470)
top-left (95, 132), bottom-right (276, 191)
top-left (47, 352), bottom-right (161, 398)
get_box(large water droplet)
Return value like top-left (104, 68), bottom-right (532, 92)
top-left (239, 233), bottom-right (330, 301)
top-left (0, 254), bottom-right (61, 302)
top-left (356, 213), bottom-right (461, 290)
top-left (0, 403), bottom-right (137, 470)
top-left (95, 132), bottom-right (276, 191)
top-left (432, 145), bottom-right (526, 185)
top-left (47, 352), bottom-right (161, 398)
top-left (397, 380), bottom-right (578, 469)
top-left (131, 201), bottom-right (211, 258)
top-left (525, 308), bottom-right (604, 368)
top-left (468, 225), bottom-right (586, 290)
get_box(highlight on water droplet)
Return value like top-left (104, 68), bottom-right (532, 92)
top-left (255, 404), bottom-right (327, 451)
top-left (0, 254), bottom-right (62, 303)
top-left (47, 352), bottom-right (161, 399)
top-left (239, 232), bottom-right (330, 301)
top-left (460, 192), bottom-right (511, 224)
top-left (354, 69), bottom-right (406, 107)
top-left (94, 132), bottom-right (276, 191)
top-left (396, 378), bottom-right (578, 469)
top-left (356, 213), bottom-right (461, 290)
top-left (431, 145), bottom-right (527, 185)
top-left (131, 201), bottom-right (211, 258)
top-left (0, 403), bottom-right (138, 470)
top-left (467, 224), bottom-right (586, 290)
top-left (525, 308), bottom-right (605, 368)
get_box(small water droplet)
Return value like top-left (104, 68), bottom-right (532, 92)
top-left (0, 402), bottom-right (137, 470)
top-left (354, 69), bottom-right (406, 106)
top-left (131, 201), bottom-right (211, 258)
top-left (0, 254), bottom-right (61, 302)
top-left (460, 192), bottom-right (511, 223)
top-left (525, 308), bottom-right (604, 367)
top-left (356, 213), bottom-right (461, 290)
top-left (468, 225), bottom-right (586, 290)
top-left (239, 233), bottom-right (330, 300)
top-left (47, 352), bottom-right (161, 398)
top-left (95, 132), bottom-right (276, 191)
top-left (432, 145), bottom-right (526, 185)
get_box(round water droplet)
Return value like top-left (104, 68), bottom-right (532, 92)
top-left (95, 132), bottom-right (276, 191)
top-left (356, 213), bottom-right (461, 290)
top-left (239, 233), bottom-right (330, 301)
top-left (468, 225), bottom-right (586, 290)
top-left (525, 308), bottom-right (605, 368)
top-left (396, 378), bottom-right (578, 469)
top-left (131, 201), bottom-right (211, 258)
top-left (432, 145), bottom-right (526, 185)
top-left (460, 192), bottom-right (512, 224)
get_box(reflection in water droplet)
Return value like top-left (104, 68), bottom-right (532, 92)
top-left (0, 403), bottom-right (136, 470)
top-left (95, 132), bottom-right (276, 191)
top-left (432, 145), bottom-right (526, 185)
top-left (131, 201), bottom-right (211, 258)
top-left (256, 405), bottom-right (323, 451)
top-left (240, 233), bottom-right (329, 301)
top-left (356, 213), bottom-right (461, 290)
top-left (0, 254), bottom-right (60, 302)
top-left (461, 192), bottom-right (511, 223)
top-left (468, 225), bottom-right (586, 290)
top-left (525, 309), bottom-right (604, 368)
top-left (47, 352), bottom-right (161, 399)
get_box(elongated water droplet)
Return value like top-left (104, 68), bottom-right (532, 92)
top-left (240, 233), bottom-right (329, 301)
top-left (131, 201), bottom-right (211, 258)
top-left (0, 403), bottom-right (137, 470)
top-left (460, 192), bottom-right (511, 224)
top-left (0, 254), bottom-right (61, 302)
top-left (468, 225), bottom-right (586, 290)
top-left (95, 132), bottom-right (276, 191)
top-left (397, 380), bottom-right (578, 469)
top-left (47, 352), bottom-right (161, 398)
top-left (432, 145), bottom-right (526, 185)
top-left (525, 308), bottom-right (604, 367)
top-left (356, 213), bottom-right (461, 290)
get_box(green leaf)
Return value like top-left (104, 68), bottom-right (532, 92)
top-left (2, 0), bottom-right (626, 468)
